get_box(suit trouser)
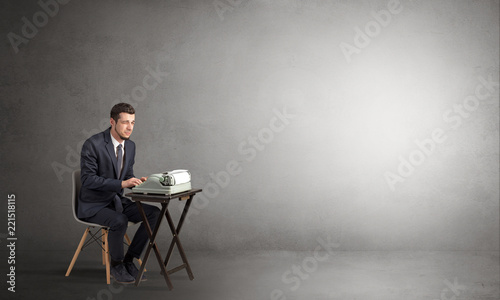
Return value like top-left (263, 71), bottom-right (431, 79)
top-left (84, 200), bottom-right (160, 262)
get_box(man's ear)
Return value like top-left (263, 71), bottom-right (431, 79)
top-left (110, 117), bottom-right (115, 127)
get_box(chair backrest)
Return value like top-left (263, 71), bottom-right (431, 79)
top-left (71, 169), bottom-right (82, 222)
top-left (71, 169), bottom-right (132, 227)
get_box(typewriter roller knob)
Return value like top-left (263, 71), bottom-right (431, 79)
top-left (158, 176), bottom-right (168, 186)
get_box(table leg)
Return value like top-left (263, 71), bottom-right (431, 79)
top-left (163, 195), bottom-right (195, 280)
top-left (135, 201), bottom-right (173, 290)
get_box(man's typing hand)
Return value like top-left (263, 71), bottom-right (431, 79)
top-left (122, 177), bottom-right (143, 188)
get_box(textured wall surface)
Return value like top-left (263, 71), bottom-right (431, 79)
top-left (0, 0), bottom-right (498, 252)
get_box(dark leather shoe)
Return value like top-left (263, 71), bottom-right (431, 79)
top-left (110, 263), bottom-right (135, 284)
top-left (124, 261), bottom-right (147, 281)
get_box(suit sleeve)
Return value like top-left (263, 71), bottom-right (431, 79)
top-left (123, 155), bottom-right (135, 180)
top-left (122, 141), bottom-right (136, 180)
top-left (80, 139), bottom-right (122, 192)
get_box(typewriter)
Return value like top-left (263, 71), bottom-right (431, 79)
top-left (132, 170), bottom-right (191, 195)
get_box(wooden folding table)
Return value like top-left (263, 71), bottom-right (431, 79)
top-left (125, 189), bottom-right (202, 289)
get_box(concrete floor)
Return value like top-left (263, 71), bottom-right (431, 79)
top-left (3, 250), bottom-right (499, 300)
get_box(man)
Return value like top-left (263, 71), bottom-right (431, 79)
top-left (78, 103), bottom-right (160, 284)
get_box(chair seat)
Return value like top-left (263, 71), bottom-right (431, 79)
top-left (75, 218), bottom-right (141, 228)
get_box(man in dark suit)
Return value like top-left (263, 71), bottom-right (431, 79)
top-left (78, 103), bottom-right (160, 284)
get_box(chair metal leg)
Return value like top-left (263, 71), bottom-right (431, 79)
top-left (65, 227), bottom-right (90, 277)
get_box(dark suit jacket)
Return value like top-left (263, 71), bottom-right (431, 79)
top-left (78, 128), bottom-right (136, 219)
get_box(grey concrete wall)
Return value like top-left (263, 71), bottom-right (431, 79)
top-left (0, 0), bottom-right (498, 252)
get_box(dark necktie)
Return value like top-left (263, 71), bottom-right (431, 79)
top-left (116, 144), bottom-right (123, 178)
top-left (114, 144), bottom-right (123, 213)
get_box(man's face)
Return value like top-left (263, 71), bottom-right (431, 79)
top-left (111, 113), bottom-right (135, 141)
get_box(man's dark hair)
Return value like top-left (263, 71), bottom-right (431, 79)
top-left (110, 103), bottom-right (135, 123)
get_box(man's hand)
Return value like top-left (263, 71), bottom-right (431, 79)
top-left (140, 176), bottom-right (148, 182)
top-left (122, 177), bottom-right (143, 188)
